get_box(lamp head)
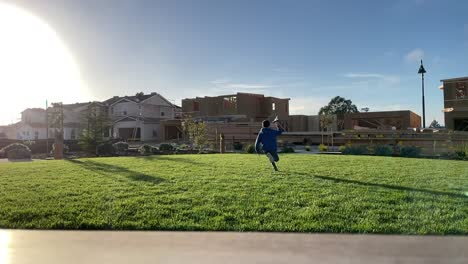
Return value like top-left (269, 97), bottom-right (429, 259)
top-left (418, 60), bottom-right (426, 74)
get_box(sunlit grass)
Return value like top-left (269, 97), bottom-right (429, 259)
top-left (0, 154), bottom-right (467, 234)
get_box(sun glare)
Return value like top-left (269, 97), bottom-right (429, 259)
top-left (0, 3), bottom-right (88, 124)
top-left (0, 230), bottom-right (11, 264)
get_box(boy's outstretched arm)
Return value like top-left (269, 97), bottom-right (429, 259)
top-left (255, 132), bottom-right (263, 153)
top-left (276, 122), bottom-right (284, 135)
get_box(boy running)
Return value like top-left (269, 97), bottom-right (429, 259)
top-left (255, 118), bottom-right (284, 171)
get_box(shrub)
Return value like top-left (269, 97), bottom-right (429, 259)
top-left (1, 143), bottom-right (32, 160)
top-left (113, 141), bottom-right (129, 154)
top-left (373, 145), bottom-right (393, 156)
top-left (233, 142), bottom-right (243, 151)
top-left (281, 146), bottom-right (295, 153)
top-left (96, 142), bottom-right (115, 156)
top-left (1, 143), bottom-right (31, 154)
top-left (338, 145), bottom-right (347, 152)
top-left (447, 151), bottom-right (466, 160)
top-left (305, 145), bottom-right (311, 151)
top-left (159, 143), bottom-right (174, 151)
top-left (400, 146), bottom-right (421, 158)
top-left (319, 144), bottom-right (328, 152)
top-left (244, 144), bottom-right (256, 154)
top-left (7, 148), bottom-right (32, 160)
top-left (139, 144), bottom-right (153, 155)
top-left (342, 145), bottom-right (368, 155)
top-left (177, 144), bottom-right (190, 150)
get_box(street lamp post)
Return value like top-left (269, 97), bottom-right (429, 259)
top-left (418, 60), bottom-right (427, 128)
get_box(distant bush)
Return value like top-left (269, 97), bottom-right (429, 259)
top-left (1, 143), bottom-right (32, 160)
top-left (338, 145), bottom-right (347, 152)
top-left (233, 142), bottom-right (243, 151)
top-left (373, 145), bottom-right (393, 156)
top-left (446, 151), bottom-right (466, 160)
top-left (177, 144), bottom-right (190, 150)
top-left (1, 143), bottom-right (31, 154)
top-left (139, 144), bottom-right (153, 155)
top-left (96, 142), bottom-right (115, 156)
top-left (319, 144), bottom-right (328, 152)
top-left (399, 146), bottom-right (421, 158)
top-left (342, 145), bottom-right (368, 155)
top-left (159, 143), bottom-right (174, 151)
top-left (305, 145), bottom-right (311, 151)
top-left (113, 141), bottom-right (129, 155)
top-left (281, 146), bottom-right (295, 153)
top-left (244, 144), bottom-right (256, 154)
top-left (7, 148), bottom-right (32, 160)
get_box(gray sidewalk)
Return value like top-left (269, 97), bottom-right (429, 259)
top-left (1, 230), bottom-right (467, 264)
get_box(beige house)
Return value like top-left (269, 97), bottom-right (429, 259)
top-left (105, 92), bottom-right (179, 141)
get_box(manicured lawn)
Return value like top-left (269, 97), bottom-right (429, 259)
top-left (0, 154), bottom-right (467, 234)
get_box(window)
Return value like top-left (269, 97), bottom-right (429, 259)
top-left (456, 82), bottom-right (466, 99)
top-left (71, 129), bottom-right (76, 140)
top-left (223, 96), bottom-right (237, 109)
top-left (161, 111), bottom-right (165, 116)
top-left (272, 102), bottom-right (276, 111)
top-left (34, 131), bottom-right (39, 140)
top-left (193, 101), bottom-right (200, 111)
top-left (123, 111), bottom-right (127, 116)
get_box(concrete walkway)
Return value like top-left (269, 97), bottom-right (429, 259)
top-left (1, 230), bottom-right (467, 264)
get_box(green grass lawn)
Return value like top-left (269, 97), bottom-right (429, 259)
top-left (0, 154), bottom-right (467, 234)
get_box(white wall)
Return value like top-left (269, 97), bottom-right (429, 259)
top-left (142, 123), bottom-right (160, 141)
top-left (110, 101), bottom-right (139, 118)
top-left (63, 127), bottom-right (81, 140)
top-left (15, 124), bottom-right (48, 140)
top-left (22, 110), bottom-right (46, 123)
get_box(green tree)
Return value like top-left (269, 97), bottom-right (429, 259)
top-left (319, 114), bottom-right (334, 145)
top-left (182, 117), bottom-right (207, 152)
top-left (319, 96), bottom-right (358, 130)
top-left (79, 103), bottom-right (111, 154)
top-left (48, 102), bottom-right (64, 140)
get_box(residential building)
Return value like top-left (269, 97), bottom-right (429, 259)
top-left (2, 92), bottom-right (179, 142)
top-left (15, 108), bottom-right (48, 140)
top-left (104, 92), bottom-right (179, 141)
top-left (440, 77), bottom-right (468, 131)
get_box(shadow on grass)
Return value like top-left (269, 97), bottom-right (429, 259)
top-left (314, 175), bottom-right (467, 199)
top-left (67, 159), bottom-right (165, 185)
top-left (137, 155), bottom-right (202, 165)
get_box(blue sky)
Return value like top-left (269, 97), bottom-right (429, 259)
top-left (5, 0), bottom-right (468, 125)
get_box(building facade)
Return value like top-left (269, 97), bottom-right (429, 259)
top-left (343, 111), bottom-right (421, 130)
top-left (441, 77), bottom-right (468, 131)
top-left (182, 92), bottom-right (290, 123)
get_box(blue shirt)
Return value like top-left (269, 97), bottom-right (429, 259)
top-left (255, 127), bottom-right (283, 153)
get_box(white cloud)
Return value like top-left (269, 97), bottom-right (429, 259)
top-left (226, 84), bottom-right (273, 89)
top-left (344, 73), bottom-right (385, 78)
top-left (344, 73), bottom-right (400, 84)
top-left (210, 79), bottom-right (229, 85)
top-left (289, 96), bottom-right (330, 115)
top-left (405, 48), bottom-right (424, 64)
top-left (208, 79), bottom-right (274, 94)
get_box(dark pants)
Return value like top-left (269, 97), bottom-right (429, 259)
top-left (265, 150), bottom-right (279, 162)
